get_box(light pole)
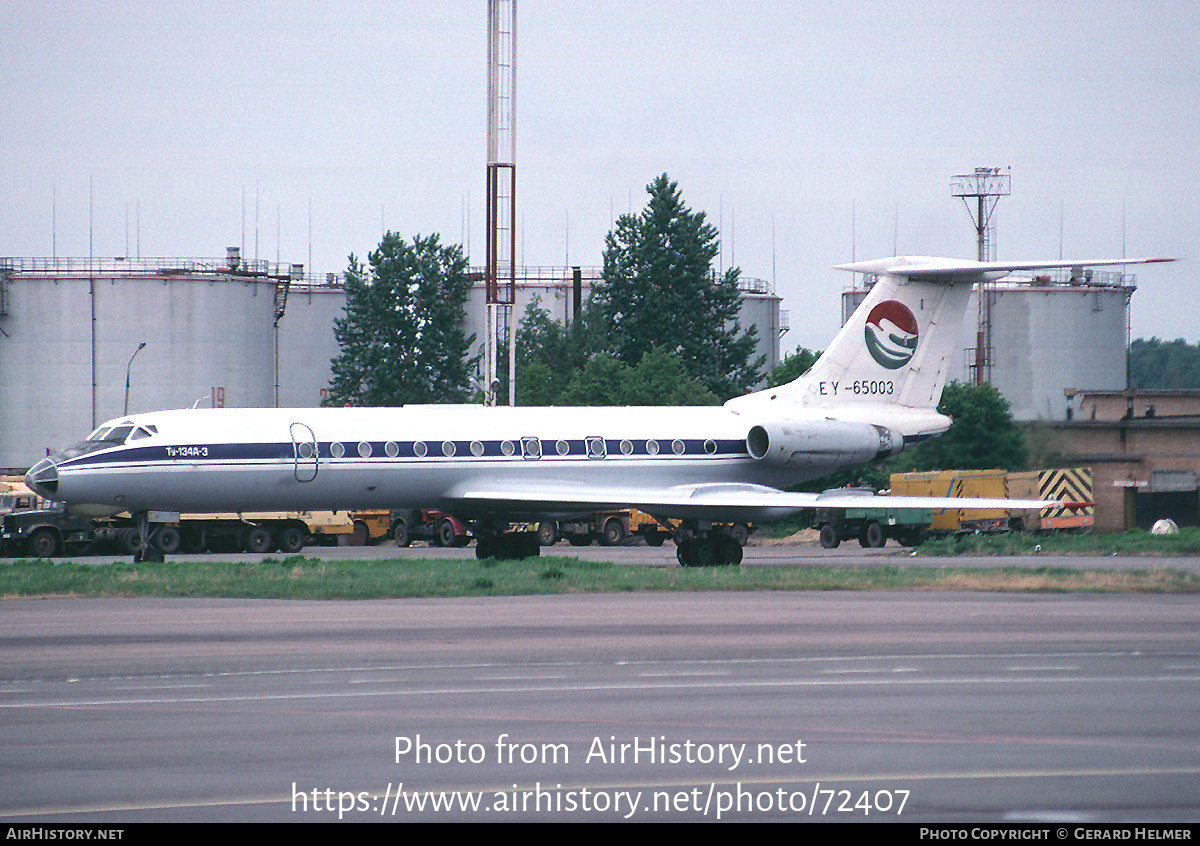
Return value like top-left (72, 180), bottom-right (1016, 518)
top-left (124, 342), bottom-right (146, 416)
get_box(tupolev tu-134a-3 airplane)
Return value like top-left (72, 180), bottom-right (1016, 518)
top-left (27, 255), bottom-right (1172, 565)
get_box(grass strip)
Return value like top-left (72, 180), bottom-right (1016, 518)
top-left (914, 527), bottom-right (1200, 557)
top-left (1, 554), bottom-right (1196, 599)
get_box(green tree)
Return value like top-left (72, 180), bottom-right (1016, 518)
top-left (327, 233), bottom-right (476, 406)
top-left (513, 295), bottom-right (586, 404)
top-left (621, 345), bottom-right (720, 406)
top-left (767, 345), bottom-right (821, 388)
top-left (907, 381), bottom-right (1028, 472)
top-left (513, 360), bottom-right (563, 406)
top-left (1130, 337), bottom-right (1200, 389)
top-left (596, 174), bottom-right (763, 400)
top-left (559, 353), bottom-right (633, 407)
top-left (513, 297), bottom-right (719, 407)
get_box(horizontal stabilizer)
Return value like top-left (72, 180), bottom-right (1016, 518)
top-left (834, 256), bottom-right (1174, 278)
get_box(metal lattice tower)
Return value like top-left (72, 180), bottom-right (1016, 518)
top-left (952, 167), bottom-right (1011, 385)
top-left (486, 0), bottom-right (516, 406)
top-left (952, 167), bottom-right (1010, 262)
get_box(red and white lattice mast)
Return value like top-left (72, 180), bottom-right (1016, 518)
top-left (486, 0), bottom-right (517, 405)
top-left (951, 167), bottom-right (1011, 385)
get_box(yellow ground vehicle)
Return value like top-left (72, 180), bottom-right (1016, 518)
top-left (352, 510), bottom-right (393, 544)
top-left (889, 468), bottom-right (1094, 538)
top-left (136, 511), bottom-right (354, 554)
top-left (0, 477), bottom-right (42, 515)
top-left (350, 509), bottom-right (472, 547)
top-left (891, 470), bottom-right (1012, 535)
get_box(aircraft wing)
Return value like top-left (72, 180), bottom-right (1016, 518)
top-left (443, 481), bottom-right (1066, 523)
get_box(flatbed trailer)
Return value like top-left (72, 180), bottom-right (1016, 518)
top-left (103, 511), bottom-right (354, 555)
top-left (541, 509), bottom-right (750, 548)
top-left (813, 491), bottom-right (931, 548)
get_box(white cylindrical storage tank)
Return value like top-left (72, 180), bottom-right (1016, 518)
top-left (277, 283), bottom-right (346, 407)
top-left (0, 265), bottom-right (279, 469)
top-left (989, 284), bottom-right (1130, 421)
top-left (95, 274), bottom-right (277, 417)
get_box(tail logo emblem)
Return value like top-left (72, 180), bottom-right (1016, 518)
top-left (864, 301), bottom-right (919, 370)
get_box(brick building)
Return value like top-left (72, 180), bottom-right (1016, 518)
top-left (1046, 389), bottom-right (1200, 531)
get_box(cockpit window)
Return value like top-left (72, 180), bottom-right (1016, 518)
top-left (85, 425), bottom-right (138, 444)
top-left (53, 421), bottom-right (153, 465)
top-left (104, 426), bottom-right (135, 443)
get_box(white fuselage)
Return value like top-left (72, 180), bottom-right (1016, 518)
top-left (28, 401), bottom-right (916, 521)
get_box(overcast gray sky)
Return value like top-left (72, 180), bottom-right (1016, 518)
top-left (2, 0), bottom-right (1195, 350)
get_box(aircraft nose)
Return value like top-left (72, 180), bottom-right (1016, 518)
top-left (26, 458), bottom-right (59, 498)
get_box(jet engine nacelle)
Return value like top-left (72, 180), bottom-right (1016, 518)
top-left (746, 419), bottom-right (904, 468)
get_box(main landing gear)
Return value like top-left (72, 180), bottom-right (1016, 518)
top-left (674, 521), bottom-right (744, 567)
top-left (474, 527), bottom-right (541, 560)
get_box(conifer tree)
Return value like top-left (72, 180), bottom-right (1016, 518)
top-left (596, 174), bottom-right (763, 399)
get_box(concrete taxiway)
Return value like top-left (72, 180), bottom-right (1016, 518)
top-left (1, 585), bottom-right (1197, 822)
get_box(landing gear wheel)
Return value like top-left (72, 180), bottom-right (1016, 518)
top-left (130, 512), bottom-right (163, 563)
top-left (720, 537), bottom-right (743, 566)
top-left (691, 538), bottom-right (718, 567)
top-left (518, 533), bottom-right (540, 558)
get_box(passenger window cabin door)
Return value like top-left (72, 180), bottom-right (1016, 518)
top-left (290, 422), bottom-right (319, 482)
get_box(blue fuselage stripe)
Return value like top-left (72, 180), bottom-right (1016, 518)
top-left (61, 438), bottom-right (750, 470)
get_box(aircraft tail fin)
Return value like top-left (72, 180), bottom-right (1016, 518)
top-left (729, 256), bottom-right (1172, 428)
top-left (798, 256), bottom-right (976, 411)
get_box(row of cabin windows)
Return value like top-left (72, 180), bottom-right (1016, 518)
top-left (297, 437), bottom-right (722, 461)
top-left (83, 427), bottom-right (722, 461)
